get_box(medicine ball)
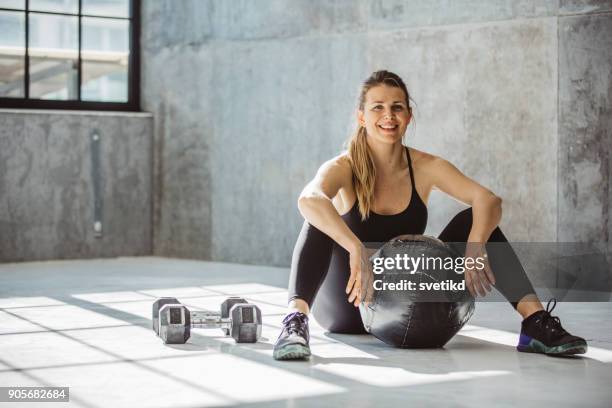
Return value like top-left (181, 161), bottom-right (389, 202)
top-left (359, 234), bottom-right (475, 348)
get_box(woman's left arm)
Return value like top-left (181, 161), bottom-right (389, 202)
top-left (429, 156), bottom-right (503, 243)
top-left (428, 156), bottom-right (502, 296)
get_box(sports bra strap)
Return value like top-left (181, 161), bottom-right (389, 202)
top-left (405, 146), bottom-right (416, 190)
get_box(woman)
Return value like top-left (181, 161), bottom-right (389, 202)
top-left (273, 70), bottom-right (587, 360)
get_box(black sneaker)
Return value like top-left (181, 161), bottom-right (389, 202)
top-left (517, 298), bottom-right (587, 355)
top-left (273, 311), bottom-right (311, 360)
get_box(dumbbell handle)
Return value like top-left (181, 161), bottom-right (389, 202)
top-left (189, 310), bottom-right (232, 329)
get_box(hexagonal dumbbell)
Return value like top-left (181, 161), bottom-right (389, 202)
top-left (152, 297), bottom-right (262, 344)
top-left (220, 297), bottom-right (248, 335)
top-left (152, 297), bottom-right (180, 335)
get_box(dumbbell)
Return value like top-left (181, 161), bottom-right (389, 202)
top-left (151, 296), bottom-right (262, 344)
top-left (151, 297), bottom-right (246, 336)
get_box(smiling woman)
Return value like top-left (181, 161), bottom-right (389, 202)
top-left (362, 87), bottom-right (409, 133)
top-left (346, 73), bottom-right (414, 221)
top-left (272, 70), bottom-right (588, 361)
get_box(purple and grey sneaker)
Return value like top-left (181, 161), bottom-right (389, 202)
top-left (517, 298), bottom-right (587, 356)
top-left (273, 311), bottom-right (311, 360)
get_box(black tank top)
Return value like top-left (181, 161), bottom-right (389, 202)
top-left (341, 145), bottom-right (428, 243)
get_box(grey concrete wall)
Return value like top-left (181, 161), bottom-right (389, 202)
top-left (557, 11), bottom-right (612, 291)
top-left (141, 1), bottom-right (612, 270)
top-left (0, 110), bottom-right (154, 262)
top-left (559, 12), bottom-right (612, 244)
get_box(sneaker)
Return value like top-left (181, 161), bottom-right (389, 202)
top-left (517, 298), bottom-right (587, 355)
top-left (273, 311), bottom-right (311, 360)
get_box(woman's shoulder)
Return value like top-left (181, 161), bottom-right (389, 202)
top-left (407, 146), bottom-right (439, 168)
top-left (312, 152), bottom-right (354, 188)
top-left (320, 152), bottom-right (353, 175)
top-left (407, 147), bottom-right (458, 182)
top-left (327, 152), bottom-right (355, 211)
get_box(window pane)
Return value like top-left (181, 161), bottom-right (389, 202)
top-left (81, 17), bottom-right (128, 102)
top-left (0, 10), bottom-right (25, 97)
top-left (29, 0), bottom-right (78, 14)
top-left (29, 13), bottom-right (78, 100)
top-left (82, 0), bottom-right (129, 18)
top-left (0, 1), bottom-right (25, 10)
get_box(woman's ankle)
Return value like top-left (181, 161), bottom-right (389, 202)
top-left (288, 298), bottom-right (310, 315)
top-left (516, 294), bottom-right (544, 319)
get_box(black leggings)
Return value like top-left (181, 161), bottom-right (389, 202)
top-left (288, 208), bottom-right (537, 334)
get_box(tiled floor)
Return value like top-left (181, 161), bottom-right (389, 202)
top-left (0, 257), bottom-right (611, 407)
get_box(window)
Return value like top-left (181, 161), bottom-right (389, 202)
top-left (0, 0), bottom-right (140, 111)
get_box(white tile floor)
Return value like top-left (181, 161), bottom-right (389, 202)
top-left (0, 257), bottom-right (611, 407)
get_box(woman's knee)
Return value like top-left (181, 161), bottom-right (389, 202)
top-left (439, 207), bottom-right (507, 243)
top-left (438, 208), bottom-right (473, 242)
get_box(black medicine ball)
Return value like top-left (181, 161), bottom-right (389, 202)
top-left (359, 235), bottom-right (475, 348)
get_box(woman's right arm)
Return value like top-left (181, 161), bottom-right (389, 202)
top-left (297, 157), bottom-right (368, 306)
top-left (297, 157), bottom-right (359, 253)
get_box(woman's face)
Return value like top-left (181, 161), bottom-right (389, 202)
top-left (358, 84), bottom-right (411, 144)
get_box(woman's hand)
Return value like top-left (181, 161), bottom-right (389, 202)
top-left (464, 242), bottom-right (495, 297)
top-left (346, 242), bottom-right (372, 307)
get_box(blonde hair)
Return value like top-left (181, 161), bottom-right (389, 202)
top-left (345, 70), bottom-right (413, 221)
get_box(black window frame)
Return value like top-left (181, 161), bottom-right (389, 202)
top-left (0, 0), bottom-right (140, 112)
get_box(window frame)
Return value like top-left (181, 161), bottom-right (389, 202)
top-left (0, 0), bottom-right (140, 111)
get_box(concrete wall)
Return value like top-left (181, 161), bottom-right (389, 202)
top-left (0, 110), bottom-right (154, 262)
top-left (557, 9), bottom-right (612, 291)
top-left (559, 12), bottom-right (612, 244)
top-left (141, 0), bottom-right (611, 270)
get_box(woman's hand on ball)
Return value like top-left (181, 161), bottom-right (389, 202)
top-left (347, 242), bottom-right (369, 307)
top-left (464, 242), bottom-right (495, 297)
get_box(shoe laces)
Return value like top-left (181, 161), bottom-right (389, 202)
top-left (540, 298), bottom-right (564, 334)
top-left (282, 312), bottom-right (308, 338)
